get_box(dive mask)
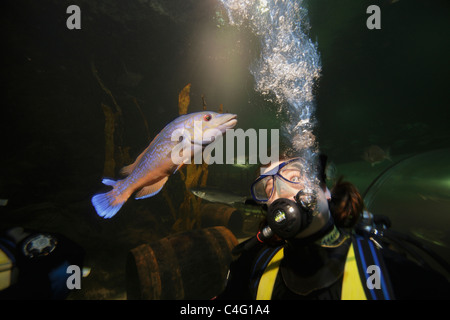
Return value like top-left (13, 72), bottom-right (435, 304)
top-left (251, 158), bottom-right (307, 203)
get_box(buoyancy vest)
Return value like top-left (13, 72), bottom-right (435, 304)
top-left (253, 233), bottom-right (395, 300)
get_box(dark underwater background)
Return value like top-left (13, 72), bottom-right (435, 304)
top-left (1, 0), bottom-right (449, 299)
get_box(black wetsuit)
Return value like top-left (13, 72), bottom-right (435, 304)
top-left (218, 230), bottom-right (450, 300)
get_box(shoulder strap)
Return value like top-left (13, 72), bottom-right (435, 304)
top-left (249, 246), bottom-right (283, 300)
top-left (349, 234), bottom-right (395, 300)
top-left (256, 247), bottom-right (284, 300)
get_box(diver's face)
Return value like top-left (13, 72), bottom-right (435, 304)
top-left (256, 158), bottom-right (332, 240)
top-left (261, 160), bottom-right (307, 206)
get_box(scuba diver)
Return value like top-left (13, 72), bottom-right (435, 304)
top-left (217, 154), bottom-right (450, 300)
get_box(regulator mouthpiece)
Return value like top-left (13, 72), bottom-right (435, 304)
top-left (294, 187), bottom-right (318, 214)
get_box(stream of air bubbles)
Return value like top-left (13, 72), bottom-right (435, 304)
top-left (220, 0), bottom-right (322, 186)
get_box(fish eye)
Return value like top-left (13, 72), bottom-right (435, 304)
top-left (203, 114), bottom-right (212, 121)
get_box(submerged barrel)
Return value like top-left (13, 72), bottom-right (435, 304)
top-left (126, 226), bottom-right (238, 300)
top-left (200, 203), bottom-right (243, 235)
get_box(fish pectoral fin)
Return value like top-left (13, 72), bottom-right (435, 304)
top-left (173, 163), bottom-right (184, 174)
top-left (135, 177), bottom-right (169, 200)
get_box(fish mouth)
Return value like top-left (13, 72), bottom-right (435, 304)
top-left (216, 114), bottom-right (238, 133)
top-left (190, 114), bottom-right (238, 146)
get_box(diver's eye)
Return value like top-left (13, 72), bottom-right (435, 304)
top-left (280, 169), bottom-right (302, 183)
top-left (203, 114), bottom-right (212, 121)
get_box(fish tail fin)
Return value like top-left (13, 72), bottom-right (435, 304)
top-left (92, 191), bottom-right (125, 219)
top-left (92, 179), bottom-right (127, 219)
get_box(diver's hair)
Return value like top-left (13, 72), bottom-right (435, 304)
top-left (329, 177), bottom-right (365, 228)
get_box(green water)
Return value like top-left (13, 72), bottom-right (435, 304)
top-left (1, 0), bottom-right (449, 299)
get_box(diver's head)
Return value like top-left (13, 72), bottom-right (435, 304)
top-left (329, 177), bottom-right (365, 229)
top-left (251, 157), bottom-right (332, 240)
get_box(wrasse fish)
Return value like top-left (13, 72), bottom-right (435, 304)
top-left (190, 186), bottom-right (247, 205)
top-left (362, 145), bottom-right (392, 167)
top-left (92, 111), bottom-right (237, 218)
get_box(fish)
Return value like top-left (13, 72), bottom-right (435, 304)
top-left (92, 111), bottom-right (237, 219)
top-left (190, 186), bottom-right (247, 205)
top-left (410, 227), bottom-right (446, 247)
top-left (418, 193), bottom-right (450, 203)
top-left (362, 145), bottom-right (392, 166)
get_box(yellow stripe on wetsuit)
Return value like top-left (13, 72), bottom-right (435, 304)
top-left (341, 242), bottom-right (367, 300)
top-left (256, 243), bottom-right (367, 300)
top-left (256, 248), bottom-right (284, 300)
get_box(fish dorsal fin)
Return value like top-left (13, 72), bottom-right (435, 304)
top-left (120, 145), bottom-right (150, 177)
top-left (120, 163), bottom-right (135, 177)
top-left (135, 176), bottom-right (168, 200)
top-left (120, 134), bottom-right (160, 176)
